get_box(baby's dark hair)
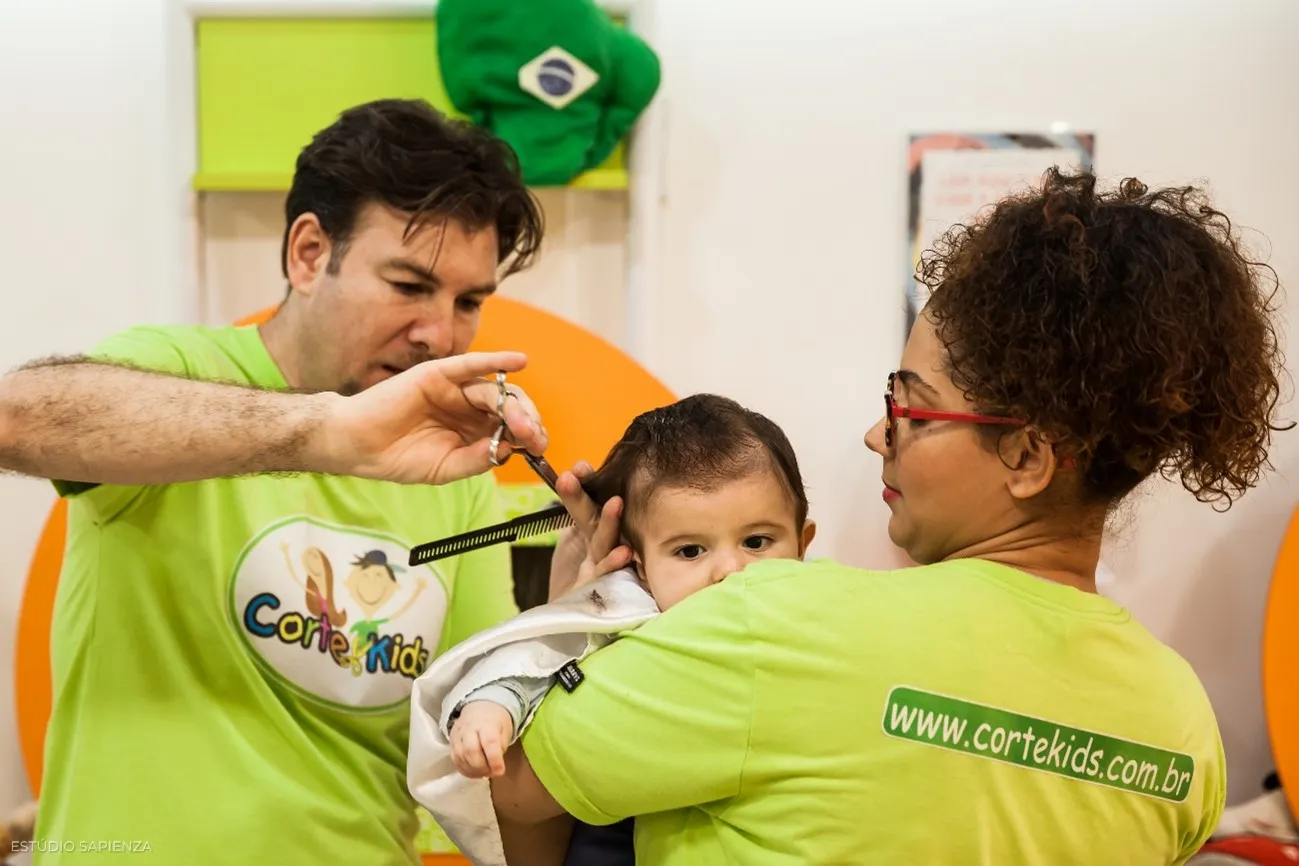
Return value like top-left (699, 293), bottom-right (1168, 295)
top-left (583, 394), bottom-right (807, 548)
top-left (920, 166), bottom-right (1290, 508)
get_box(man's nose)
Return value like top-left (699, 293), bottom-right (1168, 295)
top-left (407, 307), bottom-right (455, 360)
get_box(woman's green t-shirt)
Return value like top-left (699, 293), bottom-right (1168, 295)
top-left (523, 556), bottom-right (1225, 865)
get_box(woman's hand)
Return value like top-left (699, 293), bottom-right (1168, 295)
top-left (547, 461), bottom-right (634, 601)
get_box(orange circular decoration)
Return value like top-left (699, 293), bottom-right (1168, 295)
top-left (1263, 505), bottom-right (1299, 820)
top-left (15, 500), bottom-right (66, 798)
top-left (229, 299), bottom-right (675, 486)
top-left (16, 297), bottom-right (675, 862)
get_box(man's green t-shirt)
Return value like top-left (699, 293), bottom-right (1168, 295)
top-left (523, 557), bottom-right (1226, 865)
top-left (35, 324), bottom-right (517, 865)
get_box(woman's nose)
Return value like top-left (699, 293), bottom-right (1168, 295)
top-left (864, 418), bottom-right (888, 455)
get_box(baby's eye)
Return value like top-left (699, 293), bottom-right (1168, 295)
top-left (743, 535), bottom-right (774, 552)
top-left (674, 544), bottom-right (705, 560)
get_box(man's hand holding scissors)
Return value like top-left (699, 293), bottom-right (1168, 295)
top-left (314, 351), bottom-right (548, 485)
top-left (471, 369), bottom-right (633, 600)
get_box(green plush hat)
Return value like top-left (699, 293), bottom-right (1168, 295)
top-left (436, 0), bottom-right (661, 186)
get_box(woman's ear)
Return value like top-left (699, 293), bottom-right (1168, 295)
top-left (799, 519), bottom-right (817, 557)
top-left (1001, 429), bottom-right (1059, 501)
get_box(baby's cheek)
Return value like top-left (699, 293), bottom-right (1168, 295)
top-left (764, 539), bottom-right (803, 561)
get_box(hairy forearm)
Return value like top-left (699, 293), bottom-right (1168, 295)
top-left (0, 357), bottom-right (338, 485)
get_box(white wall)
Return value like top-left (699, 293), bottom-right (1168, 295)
top-left (198, 189), bottom-right (630, 336)
top-left (630, 0), bottom-right (1299, 805)
top-left (0, 0), bottom-right (197, 828)
top-left (0, 0), bottom-right (1295, 828)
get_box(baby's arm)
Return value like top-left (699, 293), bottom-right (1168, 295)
top-left (448, 676), bottom-right (552, 778)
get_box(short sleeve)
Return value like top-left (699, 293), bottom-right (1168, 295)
top-left (51, 326), bottom-right (195, 509)
top-left (439, 475), bottom-right (519, 650)
top-left (83, 325), bottom-right (194, 376)
top-left (520, 575), bottom-right (755, 826)
top-left (1175, 727), bottom-right (1228, 864)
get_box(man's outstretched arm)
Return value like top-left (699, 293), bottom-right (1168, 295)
top-left (0, 351), bottom-right (546, 487)
top-left (0, 355), bottom-right (333, 486)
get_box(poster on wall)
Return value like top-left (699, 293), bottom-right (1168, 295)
top-left (905, 132), bottom-right (1096, 333)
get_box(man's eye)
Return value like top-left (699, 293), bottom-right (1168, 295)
top-left (391, 282), bottom-right (423, 296)
top-left (458, 297), bottom-right (484, 312)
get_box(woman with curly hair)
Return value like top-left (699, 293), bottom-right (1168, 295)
top-left (489, 167), bottom-right (1291, 865)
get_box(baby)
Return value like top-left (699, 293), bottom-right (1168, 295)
top-left (450, 391), bottom-right (815, 775)
top-left (407, 393), bottom-right (814, 865)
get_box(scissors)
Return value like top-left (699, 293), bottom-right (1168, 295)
top-left (488, 371), bottom-right (563, 493)
top-left (407, 372), bottom-right (591, 566)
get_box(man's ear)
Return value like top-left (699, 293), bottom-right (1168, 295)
top-left (1000, 430), bottom-right (1058, 501)
top-left (799, 519), bottom-right (817, 557)
top-left (284, 213), bottom-right (333, 297)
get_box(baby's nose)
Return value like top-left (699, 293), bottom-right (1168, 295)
top-left (712, 554), bottom-right (741, 583)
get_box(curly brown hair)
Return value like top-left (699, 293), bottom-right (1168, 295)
top-left (920, 166), bottom-right (1290, 508)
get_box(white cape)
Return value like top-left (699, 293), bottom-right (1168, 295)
top-left (407, 569), bottom-right (659, 866)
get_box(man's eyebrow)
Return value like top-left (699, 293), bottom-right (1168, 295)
top-left (381, 258), bottom-right (440, 285)
top-left (381, 259), bottom-right (498, 295)
top-left (896, 368), bottom-right (941, 398)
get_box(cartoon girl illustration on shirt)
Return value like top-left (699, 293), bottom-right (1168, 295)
top-left (279, 543), bottom-right (348, 629)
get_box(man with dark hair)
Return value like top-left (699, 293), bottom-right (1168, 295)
top-left (27, 98), bottom-right (546, 866)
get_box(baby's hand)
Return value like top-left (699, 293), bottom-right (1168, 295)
top-left (450, 701), bottom-right (515, 778)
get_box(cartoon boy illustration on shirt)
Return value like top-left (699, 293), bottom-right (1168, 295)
top-left (344, 550), bottom-right (428, 651)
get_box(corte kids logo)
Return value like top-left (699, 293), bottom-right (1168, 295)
top-left (229, 518), bottom-right (449, 710)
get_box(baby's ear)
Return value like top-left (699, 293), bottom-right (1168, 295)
top-left (799, 520), bottom-right (817, 557)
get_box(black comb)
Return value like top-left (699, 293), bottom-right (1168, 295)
top-left (408, 502), bottom-right (574, 566)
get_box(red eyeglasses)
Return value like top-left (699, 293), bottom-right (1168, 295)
top-left (883, 371), bottom-right (1025, 447)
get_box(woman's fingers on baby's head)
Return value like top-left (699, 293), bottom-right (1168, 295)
top-left (599, 498), bottom-right (622, 540)
top-left (595, 546), bottom-right (632, 577)
top-left (557, 471), bottom-right (602, 535)
top-left (587, 497), bottom-right (622, 558)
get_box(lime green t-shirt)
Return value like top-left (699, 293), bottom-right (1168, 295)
top-left (523, 557), bottom-right (1226, 865)
top-left (35, 324), bottom-right (517, 865)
